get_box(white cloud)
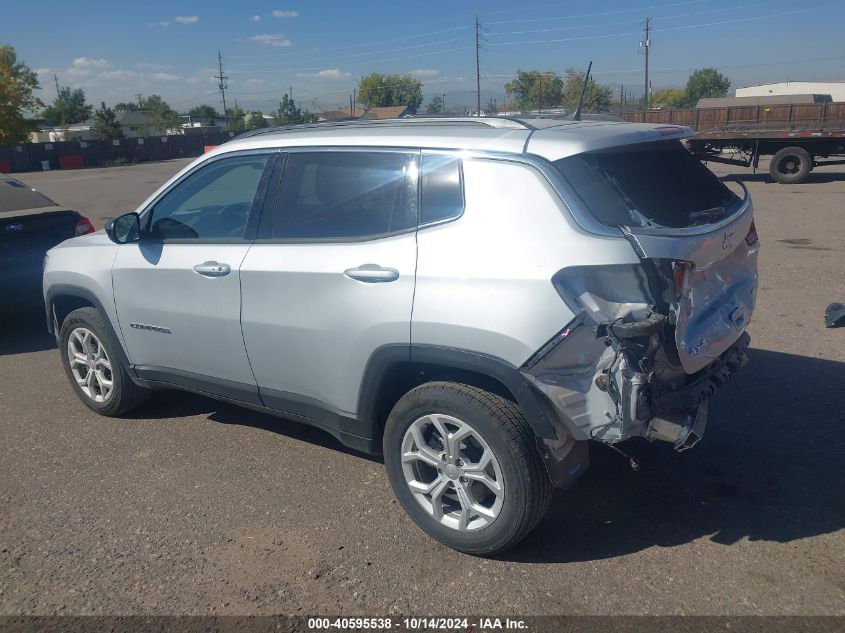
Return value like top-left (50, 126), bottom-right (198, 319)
top-left (409, 69), bottom-right (440, 78)
top-left (100, 70), bottom-right (137, 81)
top-left (249, 33), bottom-right (292, 47)
top-left (147, 72), bottom-right (180, 82)
top-left (272, 9), bottom-right (298, 18)
top-left (149, 20), bottom-right (171, 27)
top-left (72, 57), bottom-right (110, 70)
top-left (174, 15), bottom-right (199, 24)
top-left (187, 68), bottom-right (219, 84)
top-left (251, 15), bottom-right (261, 21)
top-left (244, 78), bottom-right (268, 88)
top-left (312, 68), bottom-right (351, 79)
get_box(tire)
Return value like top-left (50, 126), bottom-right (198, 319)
top-left (769, 146), bottom-right (812, 184)
top-left (58, 307), bottom-right (150, 416)
top-left (383, 381), bottom-right (552, 555)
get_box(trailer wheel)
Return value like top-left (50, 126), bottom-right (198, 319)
top-left (770, 147), bottom-right (812, 184)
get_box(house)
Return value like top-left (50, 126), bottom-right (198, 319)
top-left (319, 106), bottom-right (365, 122)
top-left (29, 110), bottom-right (170, 143)
top-left (360, 106), bottom-right (413, 120)
top-left (735, 81), bottom-right (845, 102)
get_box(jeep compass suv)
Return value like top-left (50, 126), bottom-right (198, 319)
top-left (43, 117), bottom-right (758, 554)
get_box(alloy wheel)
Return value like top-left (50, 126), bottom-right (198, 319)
top-left (67, 327), bottom-right (114, 403)
top-left (401, 413), bottom-right (504, 531)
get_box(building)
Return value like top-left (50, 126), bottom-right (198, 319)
top-left (360, 106), bottom-right (413, 120)
top-left (736, 81), bottom-right (845, 102)
top-left (29, 110), bottom-right (171, 142)
top-left (697, 94), bottom-right (831, 108)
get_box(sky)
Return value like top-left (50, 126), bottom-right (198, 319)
top-left (5, 0), bottom-right (845, 113)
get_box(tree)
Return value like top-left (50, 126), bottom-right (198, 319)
top-left (113, 102), bottom-right (139, 111)
top-left (357, 73), bottom-right (423, 111)
top-left (504, 70), bottom-right (563, 112)
top-left (0, 45), bottom-right (43, 143)
top-left (91, 102), bottom-right (123, 139)
top-left (684, 68), bottom-right (730, 106)
top-left (425, 94), bottom-right (444, 115)
top-left (187, 104), bottom-right (218, 124)
top-left (245, 111), bottom-right (268, 129)
top-left (42, 86), bottom-right (92, 126)
top-left (226, 105), bottom-right (246, 132)
top-left (649, 88), bottom-right (687, 109)
top-left (274, 94), bottom-right (314, 125)
top-left (141, 94), bottom-right (180, 131)
top-left (562, 68), bottom-right (613, 113)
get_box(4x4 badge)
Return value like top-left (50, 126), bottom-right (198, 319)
top-left (722, 231), bottom-right (735, 251)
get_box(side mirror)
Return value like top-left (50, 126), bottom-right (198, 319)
top-left (105, 212), bottom-right (141, 244)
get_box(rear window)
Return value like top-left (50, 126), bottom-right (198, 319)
top-left (553, 140), bottom-right (740, 228)
top-left (0, 178), bottom-right (56, 214)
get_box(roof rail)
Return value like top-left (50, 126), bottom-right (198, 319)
top-left (230, 116), bottom-right (535, 141)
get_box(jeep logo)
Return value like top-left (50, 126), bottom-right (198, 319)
top-left (5, 223), bottom-right (23, 232)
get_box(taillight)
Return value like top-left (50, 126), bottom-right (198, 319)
top-left (75, 216), bottom-right (95, 236)
top-left (745, 220), bottom-right (758, 245)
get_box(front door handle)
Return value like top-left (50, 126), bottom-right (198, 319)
top-left (193, 261), bottom-right (231, 277)
top-left (344, 264), bottom-right (400, 283)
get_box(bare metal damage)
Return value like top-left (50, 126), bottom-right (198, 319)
top-left (523, 188), bottom-right (758, 472)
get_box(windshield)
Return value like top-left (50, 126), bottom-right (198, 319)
top-left (0, 177), bottom-right (57, 214)
top-left (553, 140), bottom-right (741, 229)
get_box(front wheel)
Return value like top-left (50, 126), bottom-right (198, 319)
top-left (383, 382), bottom-right (552, 555)
top-left (58, 307), bottom-right (150, 416)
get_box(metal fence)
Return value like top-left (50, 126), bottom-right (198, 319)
top-left (0, 130), bottom-right (236, 174)
top-left (620, 101), bottom-right (845, 132)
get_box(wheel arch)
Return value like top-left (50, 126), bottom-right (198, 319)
top-left (45, 284), bottom-right (134, 375)
top-left (358, 345), bottom-right (557, 441)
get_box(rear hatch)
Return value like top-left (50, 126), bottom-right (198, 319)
top-left (552, 139), bottom-right (758, 374)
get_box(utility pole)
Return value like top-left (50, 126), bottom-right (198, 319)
top-left (349, 93), bottom-right (354, 119)
top-left (53, 74), bottom-right (61, 97)
top-left (620, 83), bottom-right (624, 115)
top-left (136, 93), bottom-right (144, 108)
top-left (641, 17), bottom-right (651, 111)
top-left (289, 86), bottom-right (293, 101)
top-left (215, 51), bottom-right (229, 128)
top-left (475, 16), bottom-right (481, 116)
top-left (353, 89), bottom-right (357, 116)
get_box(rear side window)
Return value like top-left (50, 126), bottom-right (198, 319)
top-left (273, 151), bottom-right (416, 239)
top-left (553, 140), bottom-right (740, 228)
top-left (420, 154), bottom-right (463, 225)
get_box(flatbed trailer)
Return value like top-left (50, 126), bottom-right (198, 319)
top-left (621, 101), bottom-right (845, 183)
top-left (685, 126), bottom-right (845, 184)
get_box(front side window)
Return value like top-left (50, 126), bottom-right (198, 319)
top-left (147, 154), bottom-right (270, 240)
top-left (273, 151), bottom-right (416, 239)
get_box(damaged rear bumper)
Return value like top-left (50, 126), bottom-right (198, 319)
top-left (523, 315), bottom-right (750, 453)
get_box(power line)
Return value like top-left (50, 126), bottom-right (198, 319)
top-left (485, 0), bottom-right (704, 26)
top-left (229, 35), bottom-right (472, 71)
top-left (227, 25), bottom-right (471, 60)
top-left (475, 16), bottom-right (482, 115)
top-left (641, 17), bottom-right (651, 110)
top-left (487, 5), bottom-right (832, 46)
top-left (215, 51), bottom-right (229, 127)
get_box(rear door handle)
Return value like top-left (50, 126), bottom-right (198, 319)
top-left (193, 261), bottom-right (231, 277)
top-left (344, 264), bottom-right (400, 283)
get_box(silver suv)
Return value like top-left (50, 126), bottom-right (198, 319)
top-left (43, 117), bottom-right (758, 554)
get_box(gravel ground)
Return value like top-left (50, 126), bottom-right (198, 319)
top-left (1, 158), bottom-right (843, 616)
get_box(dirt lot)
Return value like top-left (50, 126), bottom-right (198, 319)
top-left (1, 158), bottom-right (843, 616)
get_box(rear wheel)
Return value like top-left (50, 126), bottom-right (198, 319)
top-left (59, 307), bottom-right (150, 416)
top-left (383, 382), bottom-right (552, 555)
top-left (770, 146), bottom-right (812, 184)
